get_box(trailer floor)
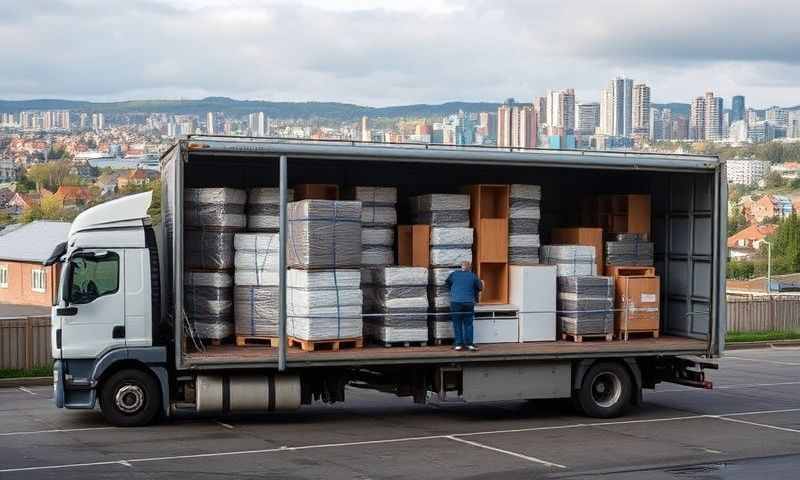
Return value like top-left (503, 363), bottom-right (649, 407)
top-left (183, 335), bottom-right (708, 368)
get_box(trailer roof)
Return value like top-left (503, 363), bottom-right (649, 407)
top-left (167, 136), bottom-right (721, 172)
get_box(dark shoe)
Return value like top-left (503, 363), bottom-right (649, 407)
top-left (467, 345), bottom-right (479, 352)
top-left (453, 345), bottom-right (464, 351)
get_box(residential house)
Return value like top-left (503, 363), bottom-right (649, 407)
top-left (0, 220), bottom-right (71, 306)
top-left (6, 188), bottom-right (53, 215)
top-left (54, 185), bottom-right (93, 209)
top-left (95, 171), bottom-right (124, 196)
top-left (0, 187), bottom-right (14, 208)
top-left (748, 195), bottom-right (794, 224)
top-left (727, 224), bottom-right (777, 260)
top-left (116, 168), bottom-right (158, 190)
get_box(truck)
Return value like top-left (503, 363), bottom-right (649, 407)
top-left (50, 137), bottom-right (725, 426)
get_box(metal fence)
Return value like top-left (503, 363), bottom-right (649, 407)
top-left (727, 295), bottom-right (800, 332)
top-left (0, 316), bottom-right (52, 370)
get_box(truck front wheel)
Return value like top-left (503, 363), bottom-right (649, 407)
top-left (576, 362), bottom-right (632, 418)
top-left (99, 369), bottom-right (161, 427)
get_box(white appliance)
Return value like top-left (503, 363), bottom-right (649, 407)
top-left (510, 265), bottom-right (557, 342)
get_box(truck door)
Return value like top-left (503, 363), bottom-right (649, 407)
top-left (123, 248), bottom-right (152, 347)
top-left (60, 249), bottom-right (126, 359)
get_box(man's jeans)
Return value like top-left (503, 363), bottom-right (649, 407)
top-left (450, 302), bottom-right (475, 346)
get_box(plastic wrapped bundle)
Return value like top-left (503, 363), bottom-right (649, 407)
top-left (185, 229), bottom-right (236, 270)
top-left (362, 228), bottom-right (394, 246)
top-left (365, 321), bottom-right (429, 343)
top-left (360, 207), bottom-right (397, 226)
top-left (427, 267), bottom-right (456, 310)
top-left (430, 227), bottom-right (474, 268)
top-left (287, 269), bottom-right (363, 340)
top-left (509, 220), bottom-right (540, 235)
top-left (234, 286), bottom-right (279, 337)
top-left (410, 194), bottom-right (470, 226)
top-left (287, 200), bottom-right (362, 269)
top-left (560, 316), bottom-right (613, 336)
top-left (557, 276), bottom-right (614, 337)
top-left (509, 234), bottom-right (540, 265)
top-left (184, 188), bottom-right (246, 229)
top-left (364, 266), bottom-right (429, 344)
top-left (558, 276), bottom-right (614, 297)
top-left (234, 233), bottom-right (279, 286)
top-left (349, 186), bottom-right (397, 205)
top-left (429, 316), bottom-right (454, 340)
top-left (361, 246), bottom-right (394, 266)
top-left (353, 187), bottom-right (397, 228)
top-left (509, 185), bottom-right (541, 219)
top-left (246, 188), bottom-right (294, 232)
top-left (184, 271), bottom-right (233, 340)
top-left (605, 238), bottom-right (654, 266)
top-left (541, 245), bottom-right (596, 277)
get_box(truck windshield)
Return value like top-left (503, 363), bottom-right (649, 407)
top-left (68, 252), bottom-right (120, 305)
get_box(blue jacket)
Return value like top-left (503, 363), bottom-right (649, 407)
top-left (445, 270), bottom-right (482, 304)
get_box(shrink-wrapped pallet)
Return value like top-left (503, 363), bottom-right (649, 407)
top-left (427, 267), bottom-right (457, 341)
top-left (410, 194), bottom-right (470, 226)
top-left (605, 234), bottom-right (654, 266)
top-left (509, 234), bottom-right (540, 265)
top-left (364, 266), bottom-right (429, 344)
top-left (234, 233), bottom-right (279, 286)
top-left (287, 200), bottom-right (362, 269)
top-left (429, 227), bottom-right (474, 268)
top-left (184, 230), bottom-right (236, 270)
top-left (541, 245), bottom-right (597, 277)
top-left (354, 187), bottom-right (398, 227)
top-left (234, 286), bottom-right (279, 337)
top-left (557, 276), bottom-right (614, 336)
top-left (184, 188), bottom-right (247, 229)
top-left (184, 271), bottom-right (233, 340)
top-left (287, 269), bottom-right (363, 340)
top-left (510, 185), bottom-right (541, 266)
top-left (246, 188), bottom-right (294, 232)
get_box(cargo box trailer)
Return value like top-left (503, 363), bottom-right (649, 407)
top-left (50, 137), bottom-right (724, 426)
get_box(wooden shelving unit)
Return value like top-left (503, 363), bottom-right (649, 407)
top-left (591, 194), bottom-right (651, 239)
top-left (468, 185), bottom-right (509, 304)
top-left (294, 184), bottom-right (339, 201)
top-left (396, 225), bottom-right (430, 267)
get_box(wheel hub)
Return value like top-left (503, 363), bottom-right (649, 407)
top-left (115, 384), bottom-right (145, 414)
top-left (591, 372), bottom-right (622, 408)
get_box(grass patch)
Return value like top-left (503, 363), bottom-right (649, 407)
top-left (727, 330), bottom-right (800, 343)
top-left (0, 365), bottom-right (52, 379)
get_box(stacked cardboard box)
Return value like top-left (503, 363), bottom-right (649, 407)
top-left (183, 188), bottom-right (246, 342)
top-left (363, 267), bottom-right (429, 344)
top-left (614, 275), bottom-right (660, 340)
top-left (509, 184), bottom-right (541, 265)
top-left (286, 200), bottom-right (363, 343)
top-left (246, 188), bottom-right (294, 232)
top-left (233, 233), bottom-right (279, 340)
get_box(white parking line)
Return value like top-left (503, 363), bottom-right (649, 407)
top-left (714, 416), bottom-right (800, 434)
top-left (447, 435), bottom-right (567, 469)
top-left (16, 387), bottom-right (38, 396)
top-left (650, 381), bottom-right (800, 393)
top-left (725, 356), bottom-right (800, 367)
top-left (0, 426), bottom-right (114, 437)
top-left (215, 420), bottom-right (235, 430)
top-left (3, 407), bottom-right (800, 473)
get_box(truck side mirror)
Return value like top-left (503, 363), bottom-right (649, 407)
top-left (61, 262), bottom-right (73, 305)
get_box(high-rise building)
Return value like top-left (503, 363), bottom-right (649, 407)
top-left (497, 101), bottom-right (513, 147)
top-left (248, 112), bottom-right (265, 137)
top-left (632, 83), bottom-right (651, 135)
top-left (206, 112), bottom-right (214, 135)
top-left (360, 116), bottom-right (370, 142)
top-left (731, 95), bottom-right (745, 123)
top-left (689, 96), bottom-right (706, 140)
top-left (517, 106), bottom-right (537, 148)
top-left (746, 108), bottom-right (761, 127)
top-left (649, 108), bottom-right (662, 141)
top-left (610, 77), bottom-right (633, 137)
top-left (496, 100), bottom-right (537, 148)
top-left (532, 96), bottom-right (547, 125)
top-left (575, 102), bottom-right (600, 135)
top-left (546, 89), bottom-right (575, 134)
top-left (704, 92), bottom-right (723, 141)
top-left (92, 113), bottom-right (104, 131)
top-left (766, 106), bottom-right (789, 126)
top-left (599, 88), bottom-right (614, 135)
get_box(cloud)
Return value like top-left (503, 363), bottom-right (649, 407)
top-left (0, 0), bottom-right (798, 107)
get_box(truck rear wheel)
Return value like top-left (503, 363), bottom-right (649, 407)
top-left (100, 369), bottom-right (161, 427)
top-left (576, 362), bottom-right (632, 418)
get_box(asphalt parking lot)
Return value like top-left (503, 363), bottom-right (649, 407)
top-left (2, 348), bottom-right (800, 479)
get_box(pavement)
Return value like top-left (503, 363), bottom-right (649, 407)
top-left (2, 348), bottom-right (800, 479)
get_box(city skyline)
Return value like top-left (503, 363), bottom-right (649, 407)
top-left (2, 1), bottom-right (799, 106)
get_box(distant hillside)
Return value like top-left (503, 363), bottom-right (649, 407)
top-left (0, 97), bottom-right (501, 121)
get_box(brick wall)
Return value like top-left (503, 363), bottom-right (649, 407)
top-left (0, 261), bottom-right (59, 307)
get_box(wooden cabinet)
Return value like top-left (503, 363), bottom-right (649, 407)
top-left (294, 184), bottom-right (339, 201)
top-left (594, 194), bottom-right (651, 239)
top-left (397, 225), bottom-right (430, 267)
top-left (468, 185), bottom-right (509, 304)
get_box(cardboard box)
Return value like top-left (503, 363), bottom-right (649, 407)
top-left (551, 227), bottom-right (604, 275)
top-left (397, 225), bottom-right (430, 267)
top-left (614, 275), bottom-right (660, 336)
top-left (294, 184), bottom-right (339, 201)
top-left (604, 266), bottom-right (656, 277)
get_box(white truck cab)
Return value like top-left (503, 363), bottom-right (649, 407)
top-left (51, 192), bottom-right (169, 426)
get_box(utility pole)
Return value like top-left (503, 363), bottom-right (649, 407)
top-left (764, 240), bottom-right (772, 293)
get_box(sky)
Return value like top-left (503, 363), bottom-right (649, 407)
top-left (1, 0), bottom-right (799, 108)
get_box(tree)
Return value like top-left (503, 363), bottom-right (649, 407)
top-left (764, 171), bottom-right (785, 189)
top-left (727, 208), bottom-right (748, 237)
top-left (727, 260), bottom-right (755, 280)
top-left (20, 194), bottom-right (75, 223)
top-left (767, 213), bottom-right (800, 273)
top-left (26, 161), bottom-right (73, 192)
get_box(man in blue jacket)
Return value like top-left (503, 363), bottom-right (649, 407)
top-left (445, 260), bottom-right (483, 351)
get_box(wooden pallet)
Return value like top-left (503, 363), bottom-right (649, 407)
top-left (561, 332), bottom-right (613, 343)
top-left (235, 335), bottom-right (280, 347)
top-left (616, 329), bottom-right (660, 341)
top-left (288, 336), bottom-right (363, 352)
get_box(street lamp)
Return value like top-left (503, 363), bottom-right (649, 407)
top-left (763, 240), bottom-right (772, 293)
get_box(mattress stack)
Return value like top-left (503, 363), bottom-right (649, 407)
top-left (287, 200), bottom-right (363, 342)
top-left (246, 188), bottom-right (294, 232)
top-left (184, 271), bottom-right (234, 341)
top-left (410, 194), bottom-right (471, 227)
top-left (183, 188), bottom-right (246, 341)
top-left (541, 245), bottom-right (597, 277)
top-left (605, 233), bottom-right (654, 267)
top-left (427, 267), bottom-right (457, 340)
top-left (509, 184), bottom-right (541, 265)
top-left (287, 270), bottom-right (363, 340)
top-left (428, 228), bottom-right (473, 341)
top-left (233, 233), bottom-right (280, 339)
top-left (363, 267), bottom-right (429, 344)
top-left (557, 276), bottom-right (614, 337)
top-left (354, 187), bottom-right (397, 267)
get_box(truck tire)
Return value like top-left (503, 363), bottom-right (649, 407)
top-left (576, 362), bottom-right (632, 418)
top-left (99, 369), bottom-right (161, 427)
